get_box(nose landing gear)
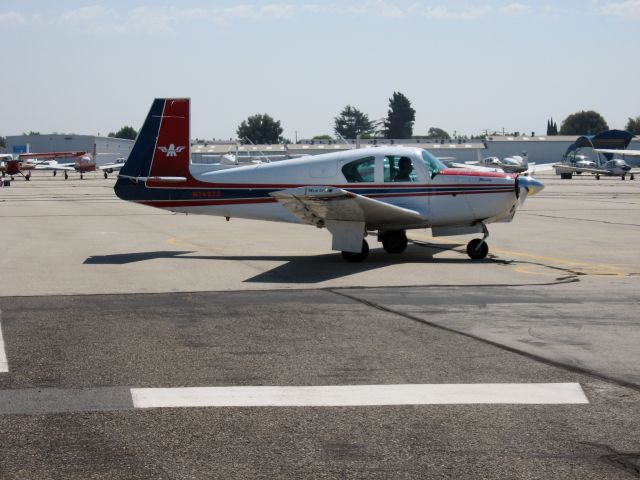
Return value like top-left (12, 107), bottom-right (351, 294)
top-left (466, 224), bottom-right (489, 260)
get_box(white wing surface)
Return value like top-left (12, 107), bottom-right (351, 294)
top-left (270, 186), bottom-right (427, 229)
top-left (595, 149), bottom-right (640, 157)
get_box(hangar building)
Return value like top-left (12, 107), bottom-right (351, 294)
top-left (6, 134), bottom-right (134, 165)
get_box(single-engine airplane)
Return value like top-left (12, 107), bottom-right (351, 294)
top-left (1, 151), bottom-right (86, 181)
top-left (115, 98), bottom-right (544, 261)
top-left (39, 150), bottom-right (126, 179)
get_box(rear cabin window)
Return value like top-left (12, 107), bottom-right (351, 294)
top-left (384, 156), bottom-right (417, 182)
top-left (341, 156), bottom-right (375, 182)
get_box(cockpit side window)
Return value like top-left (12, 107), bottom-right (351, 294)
top-left (384, 156), bottom-right (417, 182)
top-left (341, 156), bottom-right (375, 182)
top-left (420, 149), bottom-right (445, 177)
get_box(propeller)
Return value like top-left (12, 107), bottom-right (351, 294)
top-left (516, 175), bottom-right (544, 206)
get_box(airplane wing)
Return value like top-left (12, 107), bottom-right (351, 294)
top-left (526, 163), bottom-right (555, 174)
top-left (20, 151), bottom-right (86, 160)
top-left (270, 186), bottom-right (427, 229)
top-left (595, 149), bottom-right (640, 157)
top-left (35, 161), bottom-right (75, 171)
top-left (98, 163), bottom-right (124, 172)
top-left (553, 163), bottom-right (611, 175)
top-left (37, 163), bottom-right (76, 171)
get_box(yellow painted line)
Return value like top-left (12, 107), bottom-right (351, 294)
top-left (409, 233), bottom-right (637, 278)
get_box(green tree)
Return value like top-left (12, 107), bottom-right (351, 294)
top-left (237, 113), bottom-right (283, 144)
top-left (0, 136), bottom-right (5, 148)
top-left (559, 110), bottom-right (608, 135)
top-left (312, 134), bottom-right (333, 140)
top-left (334, 105), bottom-right (375, 139)
top-left (108, 126), bottom-right (138, 140)
top-left (546, 118), bottom-right (558, 135)
top-left (383, 92), bottom-right (415, 139)
top-left (426, 127), bottom-right (450, 139)
top-left (625, 116), bottom-right (640, 135)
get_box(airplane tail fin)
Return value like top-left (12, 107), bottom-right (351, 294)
top-left (118, 98), bottom-right (191, 180)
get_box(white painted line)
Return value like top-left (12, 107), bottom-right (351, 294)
top-left (131, 383), bottom-right (589, 408)
top-left (0, 310), bottom-right (8, 372)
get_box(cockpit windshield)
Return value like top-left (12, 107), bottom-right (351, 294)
top-left (420, 149), bottom-right (446, 176)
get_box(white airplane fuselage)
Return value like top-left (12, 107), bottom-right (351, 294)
top-left (115, 98), bottom-right (544, 260)
top-left (154, 150), bottom-right (518, 229)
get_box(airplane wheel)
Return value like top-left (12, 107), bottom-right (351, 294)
top-left (104, 172), bottom-right (108, 179)
top-left (64, 172), bottom-right (68, 179)
top-left (80, 174), bottom-right (84, 180)
top-left (25, 174), bottom-right (30, 181)
top-left (631, 174), bottom-right (635, 180)
top-left (622, 175), bottom-right (626, 181)
top-left (342, 239), bottom-right (369, 262)
top-left (381, 230), bottom-right (408, 254)
top-left (466, 238), bottom-right (489, 260)
top-left (53, 171), bottom-right (57, 176)
top-left (10, 176), bottom-right (14, 181)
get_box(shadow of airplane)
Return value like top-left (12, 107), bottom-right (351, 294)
top-left (83, 242), bottom-right (485, 284)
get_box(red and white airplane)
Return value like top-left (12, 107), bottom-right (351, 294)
top-left (39, 149), bottom-right (126, 179)
top-left (115, 98), bottom-right (544, 261)
top-left (1, 151), bottom-right (86, 181)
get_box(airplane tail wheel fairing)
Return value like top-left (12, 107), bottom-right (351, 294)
top-left (341, 239), bottom-right (369, 262)
top-left (381, 230), bottom-right (408, 254)
top-left (466, 238), bottom-right (489, 260)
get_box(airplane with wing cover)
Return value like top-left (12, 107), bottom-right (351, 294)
top-left (115, 98), bottom-right (544, 261)
top-left (554, 130), bottom-right (639, 180)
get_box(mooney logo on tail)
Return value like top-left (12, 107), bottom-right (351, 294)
top-left (158, 144), bottom-right (185, 157)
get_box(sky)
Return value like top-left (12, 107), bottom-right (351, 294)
top-left (1, 0), bottom-right (639, 141)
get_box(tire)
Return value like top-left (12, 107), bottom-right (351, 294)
top-left (381, 230), bottom-right (408, 254)
top-left (466, 238), bottom-right (489, 260)
top-left (342, 240), bottom-right (369, 262)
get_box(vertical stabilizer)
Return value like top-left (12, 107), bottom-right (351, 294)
top-left (118, 98), bottom-right (191, 180)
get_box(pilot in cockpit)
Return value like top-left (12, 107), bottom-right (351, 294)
top-left (394, 157), bottom-right (413, 181)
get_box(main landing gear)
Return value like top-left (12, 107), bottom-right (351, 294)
top-left (466, 224), bottom-right (489, 260)
top-left (342, 239), bottom-right (369, 262)
top-left (380, 230), bottom-right (408, 254)
top-left (340, 225), bottom-right (491, 262)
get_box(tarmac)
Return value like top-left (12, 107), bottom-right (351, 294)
top-left (0, 172), bottom-right (639, 479)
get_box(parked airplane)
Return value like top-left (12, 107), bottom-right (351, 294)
top-left (555, 150), bottom-right (640, 180)
top-left (1, 151), bottom-right (86, 181)
top-left (39, 151), bottom-right (126, 179)
top-left (555, 130), bottom-right (638, 180)
top-left (115, 98), bottom-right (544, 261)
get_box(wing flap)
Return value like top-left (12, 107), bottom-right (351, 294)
top-left (270, 186), bottom-right (427, 228)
